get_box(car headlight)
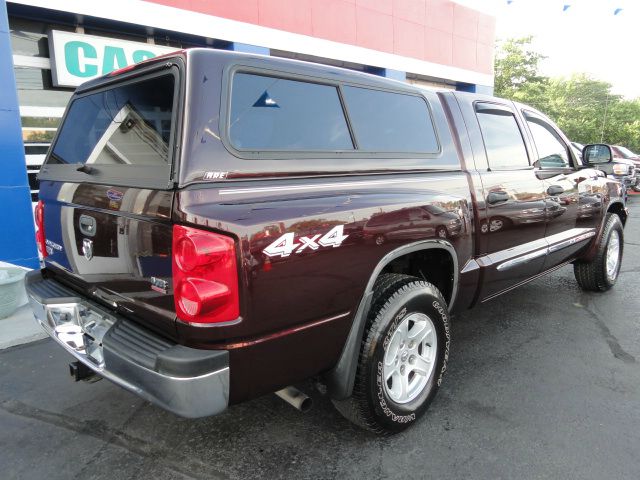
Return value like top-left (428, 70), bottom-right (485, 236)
top-left (613, 163), bottom-right (629, 175)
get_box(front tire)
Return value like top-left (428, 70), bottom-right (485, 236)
top-left (332, 274), bottom-right (450, 434)
top-left (574, 213), bottom-right (624, 291)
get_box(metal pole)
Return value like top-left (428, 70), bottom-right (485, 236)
top-left (600, 94), bottom-right (609, 143)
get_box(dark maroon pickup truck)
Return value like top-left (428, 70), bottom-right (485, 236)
top-left (27, 49), bottom-right (627, 434)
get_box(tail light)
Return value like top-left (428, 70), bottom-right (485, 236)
top-left (34, 200), bottom-right (47, 258)
top-left (172, 225), bottom-right (239, 324)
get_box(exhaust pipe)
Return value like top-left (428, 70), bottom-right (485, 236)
top-left (275, 386), bottom-right (313, 412)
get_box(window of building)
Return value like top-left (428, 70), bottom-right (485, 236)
top-left (10, 18), bottom-right (77, 203)
top-left (524, 112), bottom-right (571, 169)
top-left (229, 73), bottom-right (353, 151)
top-left (342, 86), bottom-right (439, 153)
top-left (9, 18), bottom-right (55, 57)
top-left (475, 104), bottom-right (530, 169)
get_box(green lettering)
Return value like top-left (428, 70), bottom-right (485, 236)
top-left (132, 50), bottom-right (156, 63)
top-left (64, 41), bottom-right (98, 77)
top-left (102, 46), bottom-right (128, 74)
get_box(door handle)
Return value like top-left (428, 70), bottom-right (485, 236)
top-left (486, 191), bottom-right (509, 205)
top-left (547, 185), bottom-right (565, 195)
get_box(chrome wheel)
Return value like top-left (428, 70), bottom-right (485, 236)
top-left (382, 312), bottom-right (437, 404)
top-left (490, 219), bottom-right (504, 232)
top-left (606, 230), bottom-right (621, 279)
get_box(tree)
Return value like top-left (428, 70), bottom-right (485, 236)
top-left (494, 37), bottom-right (547, 100)
top-left (494, 37), bottom-right (640, 152)
top-left (544, 75), bottom-right (619, 145)
top-left (605, 100), bottom-right (640, 152)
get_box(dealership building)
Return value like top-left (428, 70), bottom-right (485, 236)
top-left (0, 0), bottom-right (495, 269)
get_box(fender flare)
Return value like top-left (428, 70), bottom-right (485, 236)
top-left (324, 239), bottom-right (458, 400)
top-left (580, 197), bottom-right (627, 263)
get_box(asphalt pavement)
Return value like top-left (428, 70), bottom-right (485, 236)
top-left (1, 197), bottom-right (639, 480)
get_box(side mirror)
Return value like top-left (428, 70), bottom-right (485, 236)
top-left (583, 144), bottom-right (612, 164)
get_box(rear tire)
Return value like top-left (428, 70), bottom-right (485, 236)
top-left (574, 213), bottom-right (624, 292)
top-left (332, 273), bottom-right (450, 434)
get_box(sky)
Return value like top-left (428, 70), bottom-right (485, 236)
top-left (455, 0), bottom-right (640, 98)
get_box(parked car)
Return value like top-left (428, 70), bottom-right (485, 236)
top-left (575, 142), bottom-right (636, 191)
top-left (27, 49), bottom-right (627, 434)
top-left (612, 145), bottom-right (640, 192)
top-left (586, 146), bottom-right (637, 192)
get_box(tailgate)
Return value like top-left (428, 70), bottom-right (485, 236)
top-left (37, 65), bottom-right (181, 339)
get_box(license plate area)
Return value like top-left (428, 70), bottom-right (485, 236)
top-left (45, 302), bottom-right (117, 368)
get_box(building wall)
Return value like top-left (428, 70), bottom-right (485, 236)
top-left (147, 0), bottom-right (495, 77)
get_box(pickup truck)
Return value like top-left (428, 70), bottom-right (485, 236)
top-left (27, 49), bottom-right (627, 434)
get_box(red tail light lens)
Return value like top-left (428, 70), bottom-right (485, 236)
top-left (172, 225), bottom-right (239, 324)
top-left (35, 200), bottom-right (47, 258)
top-left (177, 279), bottom-right (230, 317)
top-left (175, 233), bottom-right (229, 272)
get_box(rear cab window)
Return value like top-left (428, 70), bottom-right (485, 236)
top-left (40, 67), bottom-right (180, 189)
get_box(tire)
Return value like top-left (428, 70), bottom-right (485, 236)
top-left (633, 184), bottom-right (640, 193)
top-left (332, 273), bottom-right (450, 434)
top-left (574, 213), bottom-right (624, 292)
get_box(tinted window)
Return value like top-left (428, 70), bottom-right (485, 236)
top-left (524, 113), bottom-right (570, 168)
top-left (50, 75), bottom-right (175, 167)
top-left (476, 106), bottom-right (529, 169)
top-left (229, 73), bottom-right (352, 151)
top-left (342, 86), bottom-right (438, 152)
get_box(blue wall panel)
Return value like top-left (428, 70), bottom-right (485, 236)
top-left (0, 0), bottom-right (39, 269)
top-left (366, 66), bottom-right (406, 82)
top-left (228, 42), bottom-right (270, 56)
top-left (456, 82), bottom-right (493, 96)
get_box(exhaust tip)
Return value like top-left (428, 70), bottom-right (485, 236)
top-left (275, 386), bottom-right (313, 412)
top-left (299, 396), bottom-right (313, 413)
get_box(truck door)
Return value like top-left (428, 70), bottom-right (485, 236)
top-left (520, 109), bottom-right (599, 270)
top-left (466, 101), bottom-right (550, 300)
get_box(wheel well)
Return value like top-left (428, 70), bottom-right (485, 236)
top-left (380, 248), bottom-right (454, 304)
top-left (608, 202), bottom-right (627, 226)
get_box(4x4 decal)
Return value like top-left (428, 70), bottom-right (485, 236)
top-left (263, 225), bottom-right (349, 258)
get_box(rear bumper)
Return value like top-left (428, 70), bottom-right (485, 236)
top-left (25, 270), bottom-right (229, 418)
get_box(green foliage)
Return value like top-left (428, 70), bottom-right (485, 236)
top-left (494, 37), bottom-right (640, 152)
top-left (494, 37), bottom-right (547, 99)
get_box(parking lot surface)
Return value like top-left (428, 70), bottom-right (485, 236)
top-left (2, 197), bottom-right (639, 480)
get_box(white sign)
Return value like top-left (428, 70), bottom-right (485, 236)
top-left (48, 30), bottom-right (178, 87)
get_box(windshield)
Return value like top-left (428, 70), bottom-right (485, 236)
top-left (616, 146), bottom-right (636, 158)
top-left (49, 74), bottom-right (175, 169)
